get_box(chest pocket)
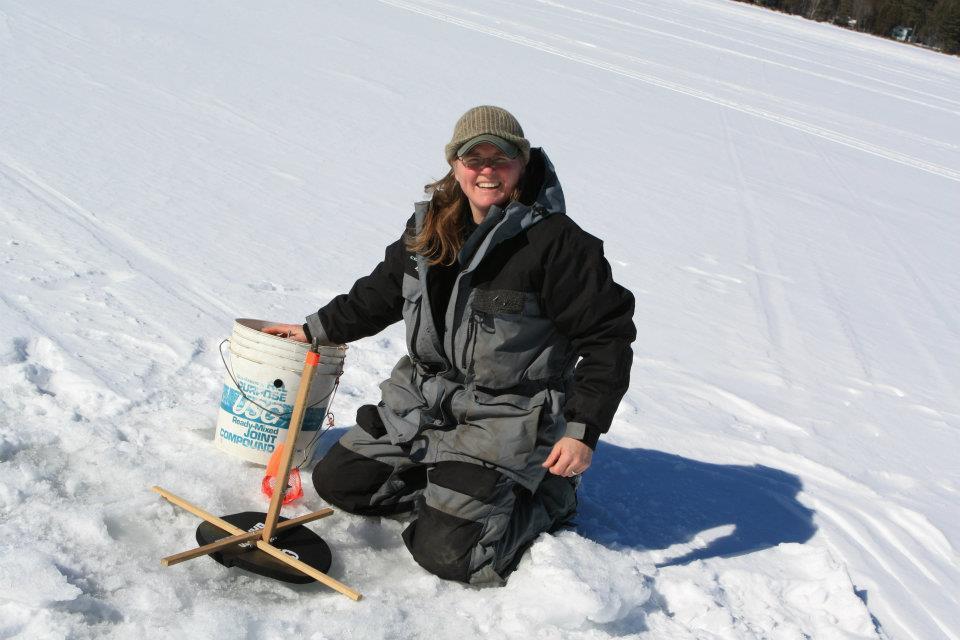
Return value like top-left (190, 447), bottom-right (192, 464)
top-left (403, 272), bottom-right (447, 374)
top-left (473, 289), bottom-right (526, 314)
top-left (465, 289), bottom-right (555, 389)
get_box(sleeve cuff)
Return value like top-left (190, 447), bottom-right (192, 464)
top-left (564, 421), bottom-right (602, 450)
top-left (305, 313), bottom-right (334, 345)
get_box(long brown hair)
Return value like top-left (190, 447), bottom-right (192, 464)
top-left (406, 171), bottom-right (469, 266)
top-left (408, 164), bottom-right (528, 266)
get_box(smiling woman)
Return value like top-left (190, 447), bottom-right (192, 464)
top-left (262, 105), bottom-right (636, 586)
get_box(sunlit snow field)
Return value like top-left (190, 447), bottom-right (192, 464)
top-left (1, 0), bottom-right (959, 638)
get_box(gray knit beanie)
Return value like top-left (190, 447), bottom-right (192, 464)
top-left (445, 105), bottom-right (531, 164)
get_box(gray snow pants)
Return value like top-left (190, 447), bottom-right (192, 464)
top-left (312, 405), bottom-right (578, 586)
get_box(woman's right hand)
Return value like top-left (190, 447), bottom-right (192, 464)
top-left (261, 323), bottom-right (309, 343)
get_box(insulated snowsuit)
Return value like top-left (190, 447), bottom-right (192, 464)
top-left (307, 149), bottom-right (636, 584)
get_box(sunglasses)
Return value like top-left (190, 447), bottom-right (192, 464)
top-left (459, 155), bottom-right (515, 170)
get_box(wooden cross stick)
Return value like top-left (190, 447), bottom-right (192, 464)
top-left (153, 486), bottom-right (361, 601)
top-left (153, 485), bottom-right (254, 536)
top-left (160, 508), bottom-right (334, 567)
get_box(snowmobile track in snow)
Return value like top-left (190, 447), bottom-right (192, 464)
top-left (380, 0), bottom-right (960, 183)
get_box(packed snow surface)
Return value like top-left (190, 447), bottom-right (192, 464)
top-left (1, 0), bottom-right (959, 638)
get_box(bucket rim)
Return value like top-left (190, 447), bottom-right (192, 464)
top-left (229, 334), bottom-right (345, 364)
top-left (233, 319), bottom-right (348, 353)
top-left (227, 350), bottom-right (345, 375)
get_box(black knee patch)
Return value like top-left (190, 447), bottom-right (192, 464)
top-left (535, 473), bottom-right (579, 530)
top-left (312, 442), bottom-right (395, 515)
top-left (356, 404), bottom-right (387, 439)
top-left (403, 504), bottom-right (482, 582)
top-left (429, 461), bottom-right (502, 501)
top-left (402, 462), bottom-right (504, 582)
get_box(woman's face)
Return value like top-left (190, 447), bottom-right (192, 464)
top-left (452, 142), bottom-right (524, 223)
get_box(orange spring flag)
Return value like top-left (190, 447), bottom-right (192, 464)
top-left (261, 443), bottom-right (304, 505)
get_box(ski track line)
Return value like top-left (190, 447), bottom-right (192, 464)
top-left (791, 139), bottom-right (932, 394)
top-left (803, 134), bottom-right (960, 402)
top-left (853, 507), bottom-right (944, 587)
top-left (868, 211), bottom-right (960, 347)
top-left (628, 43), bottom-right (959, 152)
top-left (659, 416), bottom-right (899, 502)
top-left (861, 235), bottom-right (960, 405)
top-left (810, 134), bottom-right (960, 346)
top-left (812, 262), bottom-right (876, 382)
top-left (885, 505), bottom-right (958, 567)
top-left (859, 524), bottom-right (960, 640)
top-left (812, 500), bottom-right (929, 640)
top-left (0, 155), bottom-right (234, 324)
top-left (719, 106), bottom-right (786, 359)
top-left (538, 0), bottom-right (960, 113)
top-left (659, 380), bottom-right (809, 436)
top-left (380, 0), bottom-right (960, 184)
top-left (0, 166), bottom-right (232, 394)
top-left (0, 197), bottom-right (194, 397)
top-left (0, 10), bottom-right (13, 41)
top-left (4, 2), bottom-right (94, 49)
top-left (200, 97), bottom-right (323, 160)
top-left (7, 6), bottom-right (321, 166)
top-left (0, 289), bottom-right (127, 396)
top-left (462, 0), bottom-right (960, 115)
top-left (680, 266), bottom-right (743, 284)
top-left (499, 0), bottom-right (960, 153)
top-left (0, 165), bottom-right (209, 338)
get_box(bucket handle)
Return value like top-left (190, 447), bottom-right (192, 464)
top-left (293, 375), bottom-right (342, 469)
top-left (219, 339), bottom-right (338, 421)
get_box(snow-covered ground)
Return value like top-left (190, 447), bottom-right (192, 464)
top-left (1, 0), bottom-right (958, 638)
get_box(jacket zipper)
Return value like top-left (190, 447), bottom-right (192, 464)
top-left (461, 310), bottom-right (479, 378)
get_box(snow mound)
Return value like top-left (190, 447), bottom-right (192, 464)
top-left (652, 544), bottom-right (880, 639)
top-left (497, 532), bottom-right (653, 630)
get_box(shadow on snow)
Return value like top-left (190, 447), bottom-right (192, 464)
top-left (576, 443), bottom-right (817, 566)
top-left (315, 429), bottom-right (816, 566)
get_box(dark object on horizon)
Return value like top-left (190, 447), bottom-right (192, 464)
top-left (730, 0), bottom-right (960, 56)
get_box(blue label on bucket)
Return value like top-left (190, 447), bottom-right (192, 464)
top-left (219, 385), bottom-right (326, 433)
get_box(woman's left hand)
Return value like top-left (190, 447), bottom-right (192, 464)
top-left (542, 437), bottom-right (593, 477)
top-left (261, 323), bottom-right (309, 343)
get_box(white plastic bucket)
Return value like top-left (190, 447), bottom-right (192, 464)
top-left (215, 318), bottom-right (345, 465)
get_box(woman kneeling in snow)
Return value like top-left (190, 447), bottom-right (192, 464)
top-left (265, 105), bottom-right (635, 586)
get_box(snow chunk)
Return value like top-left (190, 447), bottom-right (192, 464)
top-left (0, 549), bottom-right (81, 607)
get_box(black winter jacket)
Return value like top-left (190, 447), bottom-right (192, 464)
top-left (307, 149), bottom-right (635, 488)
